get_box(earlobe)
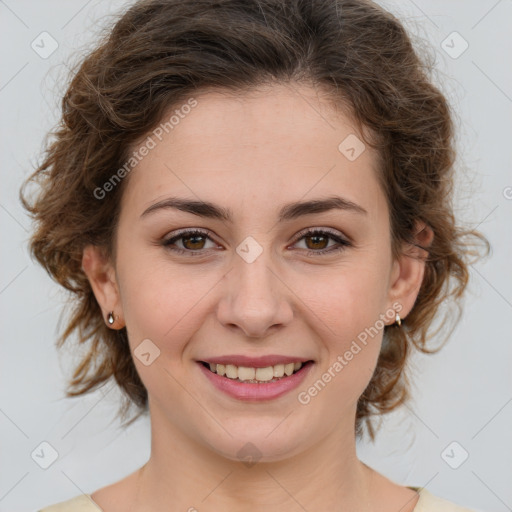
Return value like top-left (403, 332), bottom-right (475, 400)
top-left (81, 245), bottom-right (125, 328)
top-left (387, 222), bottom-right (433, 321)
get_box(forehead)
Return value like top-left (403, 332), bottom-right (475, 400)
top-left (120, 83), bottom-right (386, 221)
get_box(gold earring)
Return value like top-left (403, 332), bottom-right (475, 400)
top-left (395, 313), bottom-right (401, 327)
top-left (107, 311), bottom-right (115, 325)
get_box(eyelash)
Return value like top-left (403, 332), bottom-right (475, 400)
top-left (161, 228), bottom-right (351, 257)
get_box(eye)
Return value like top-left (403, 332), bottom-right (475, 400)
top-left (162, 229), bottom-right (219, 256)
top-left (291, 228), bottom-right (351, 256)
top-left (161, 227), bottom-right (351, 257)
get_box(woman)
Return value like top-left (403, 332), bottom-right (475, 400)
top-left (23, 0), bottom-right (487, 510)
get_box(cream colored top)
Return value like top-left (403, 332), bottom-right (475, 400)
top-left (38, 487), bottom-right (477, 511)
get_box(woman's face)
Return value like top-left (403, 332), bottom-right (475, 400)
top-left (85, 83), bottom-right (423, 462)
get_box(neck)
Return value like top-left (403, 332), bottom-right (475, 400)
top-left (134, 404), bottom-right (374, 512)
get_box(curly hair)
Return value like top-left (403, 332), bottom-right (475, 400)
top-left (20, 0), bottom-right (488, 440)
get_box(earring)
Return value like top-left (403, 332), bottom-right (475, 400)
top-left (395, 313), bottom-right (402, 327)
top-left (107, 311), bottom-right (115, 325)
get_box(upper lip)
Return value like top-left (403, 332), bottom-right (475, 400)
top-left (199, 355), bottom-right (313, 367)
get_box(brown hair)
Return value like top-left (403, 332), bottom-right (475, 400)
top-left (20, 0), bottom-right (488, 440)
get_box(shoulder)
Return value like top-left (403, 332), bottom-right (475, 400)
top-left (412, 487), bottom-right (479, 512)
top-left (38, 494), bottom-right (103, 512)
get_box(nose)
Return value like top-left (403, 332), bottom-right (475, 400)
top-left (216, 248), bottom-right (294, 339)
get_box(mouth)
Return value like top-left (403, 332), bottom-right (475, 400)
top-left (199, 360), bottom-right (311, 383)
top-left (197, 359), bottom-right (314, 401)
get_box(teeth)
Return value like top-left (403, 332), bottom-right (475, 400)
top-left (255, 367), bottom-right (274, 381)
top-left (225, 364), bottom-right (238, 379)
top-left (206, 361), bottom-right (304, 382)
top-left (238, 366), bottom-right (256, 380)
top-left (273, 364), bottom-right (284, 378)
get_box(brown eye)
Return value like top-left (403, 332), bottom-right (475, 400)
top-left (162, 229), bottom-right (218, 256)
top-left (293, 228), bottom-right (351, 256)
top-left (181, 234), bottom-right (207, 250)
top-left (304, 233), bottom-right (330, 251)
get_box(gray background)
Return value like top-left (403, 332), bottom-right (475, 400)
top-left (1, 1), bottom-right (511, 511)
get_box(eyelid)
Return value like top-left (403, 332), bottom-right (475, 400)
top-left (162, 228), bottom-right (219, 249)
top-left (163, 227), bottom-right (212, 241)
top-left (161, 226), bottom-right (352, 256)
top-left (291, 226), bottom-right (351, 244)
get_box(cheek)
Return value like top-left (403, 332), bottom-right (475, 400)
top-left (295, 257), bottom-right (390, 402)
top-left (115, 261), bottom-right (214, 403)
top-left (300, 257), bottom-right (390, 341)
top-left (116, 254), bottom-right (217, 352)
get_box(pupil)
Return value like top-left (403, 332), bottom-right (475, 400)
top-left (185, 235), bottom-right (204, 249)
top-left (308, 235), bottom-right (327, 250)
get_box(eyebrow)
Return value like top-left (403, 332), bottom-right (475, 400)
top-left (140, 195), bottom-right (367, 222)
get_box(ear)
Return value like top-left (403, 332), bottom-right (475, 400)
top-left (386, 222), bottom-right (434, 321)
top-left (81, 245), bottom-right (125, 329)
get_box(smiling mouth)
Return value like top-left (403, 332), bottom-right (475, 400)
top-left (200, 361), bottom-right (313, 383)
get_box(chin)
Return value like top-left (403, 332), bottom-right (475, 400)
top-left (197, 416), bottom-right (315, 465)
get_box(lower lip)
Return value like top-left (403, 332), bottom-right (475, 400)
top-left (197, 361), bottom-right (314, 401)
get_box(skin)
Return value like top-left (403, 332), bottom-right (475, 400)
top-left (82, 83), bottom-right (429, 512)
